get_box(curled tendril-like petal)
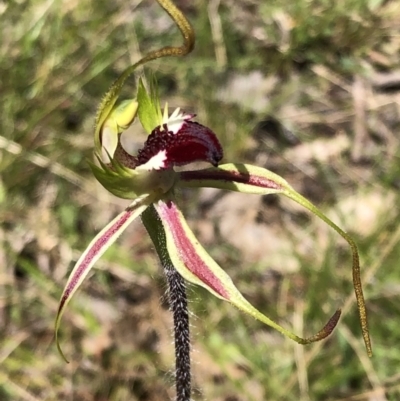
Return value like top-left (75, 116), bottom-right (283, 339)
top-left (177, 163), bottom-right (372, 356)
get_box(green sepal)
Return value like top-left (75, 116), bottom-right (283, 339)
top-left (144, 199), bottom-right (341, 346)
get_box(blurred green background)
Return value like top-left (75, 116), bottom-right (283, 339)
top-left (1, 0), bottom-right (400, 400)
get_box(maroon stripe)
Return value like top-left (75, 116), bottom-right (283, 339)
top-left (158, 201), bottom-right (229, 298)
top-left (180, 169), bottom-right (283, 190)
top-left (58, 208), bottom-right (134, 313)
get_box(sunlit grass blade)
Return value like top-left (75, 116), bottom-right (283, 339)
top-left (154, 198), bottom-right (341, 346)
top-left (55, 195), bottom-right (152, 362)
top-left (178, 163), bottom-right (372, 356)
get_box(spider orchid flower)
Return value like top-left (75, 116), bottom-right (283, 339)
top-left (55, 79), bottom-right (371, 362)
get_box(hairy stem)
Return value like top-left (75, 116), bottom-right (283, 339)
top-left (164, 263), bottom-right (191, 401)
top-left (142, 205), bottom-right (192, 401)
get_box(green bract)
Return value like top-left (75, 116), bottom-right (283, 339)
top-left (137, 78), bottom-right (163, 134)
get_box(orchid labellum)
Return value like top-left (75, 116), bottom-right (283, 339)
top-left (55, 0), bottom-right (371, 400)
